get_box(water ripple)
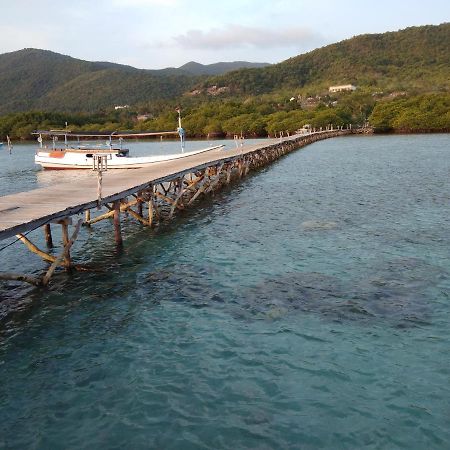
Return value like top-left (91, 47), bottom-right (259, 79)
top-left (1, 135), bottom-right (450, 448)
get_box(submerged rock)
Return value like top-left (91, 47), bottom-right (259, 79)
top-left (144, 264), bottom-right (224, 307)
top-left (301, 220), bottom-right (338, 230)
top-left (236, 258), bottom-right (447, 327)
top-left (142, 257), bottom-right (446, 328)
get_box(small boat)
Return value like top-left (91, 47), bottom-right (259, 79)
top-left (34, 114), bottom-right (224, 169)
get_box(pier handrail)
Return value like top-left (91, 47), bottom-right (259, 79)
top-left (32, 130), bottom-right (180, 138)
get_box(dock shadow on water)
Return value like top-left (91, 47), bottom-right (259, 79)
top-left (142, 256), bottom-right (446, 329)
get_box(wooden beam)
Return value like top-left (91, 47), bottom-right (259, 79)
top-left (155, 191), bottom-right (178, 207)
top-left (42, 219), bottom-right (82, 286)
top-left (126, 208), bottom-right (151, 226)
top-left (187, 179), bottom-right (209, 205)
top-left (16, 234), bottom-right (55, 263)
top-left (85, 198), bottom-right (139, 225)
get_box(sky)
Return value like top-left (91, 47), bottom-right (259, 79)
top-left (0, 0), bottom-right (449, 69)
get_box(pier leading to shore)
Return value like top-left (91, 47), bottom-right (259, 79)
top-left (0, 129), bottom-right (351, 286)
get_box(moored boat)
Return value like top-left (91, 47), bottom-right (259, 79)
top-left (34, 129), bottom-right (224, 170)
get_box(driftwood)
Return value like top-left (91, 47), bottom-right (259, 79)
top-left (0, 272), bottom-right (42, 286)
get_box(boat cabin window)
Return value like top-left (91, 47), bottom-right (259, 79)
top-left (86, 154), bottom-right (93, 158)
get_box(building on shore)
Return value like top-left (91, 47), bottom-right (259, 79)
top-left (329, 84), bottom-right (356, 93)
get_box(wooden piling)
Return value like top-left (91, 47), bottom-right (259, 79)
top-left (113, 200), bottom-right (123, 247)
top-left (43, 224), bottom-right (53, 248)
top-left (148, 199), bottom-right (154, 227)
top-left (60, 220), bottom-right (71, 271)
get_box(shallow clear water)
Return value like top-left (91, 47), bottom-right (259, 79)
top-left (0, 134), bottom-right (449, 449)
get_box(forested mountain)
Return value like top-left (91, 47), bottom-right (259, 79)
top-left (201, 23), bottom-right (450, 95)
top-left (0, 49), bottom-right (269, 114)
top-left (0, 24), bottom-right (449, 137)
top-left (0, 49), bottom-right (197, 114)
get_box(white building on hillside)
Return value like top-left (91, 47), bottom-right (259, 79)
top-left (329, 84), bottom-right (356, 93)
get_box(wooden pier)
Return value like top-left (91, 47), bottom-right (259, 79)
top-left (0, 129), bottom-right (349, 285)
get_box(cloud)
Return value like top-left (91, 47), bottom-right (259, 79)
top-left (111, 0), bottom-right (178, 6)
top-left (172, 24), bottom-right (323, 50)
top-left (0, 25), bottom-right (53, 54)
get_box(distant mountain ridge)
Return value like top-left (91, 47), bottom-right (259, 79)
top-left (202, 23), bottom-right (450, 95)
top-left (0, 23), bottom-right (448, 115)
top-left (178, 61), bottom-right (270, 76)
top-left (0, 49), bottom-right (269, 114)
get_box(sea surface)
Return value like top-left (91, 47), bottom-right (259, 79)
top-left (0, 134), bottom-right (449, 449)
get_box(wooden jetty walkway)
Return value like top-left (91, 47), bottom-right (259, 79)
top-left (0, 129), bottom-right (350, 285)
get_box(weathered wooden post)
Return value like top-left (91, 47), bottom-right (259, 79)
top-left (44, 224), bottom-right (53, 248)
top-left (60, 219), bottom-right (72, 271)
top-left (137, 191), bottom-right (143, 217)
top-left (93, 154), bottom-right (108, 209)
top-left (113, 200), bottom-right (123, 247)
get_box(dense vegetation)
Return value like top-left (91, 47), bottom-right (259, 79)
top-left (201, 24), bottom-right (450, 95)
top-left (0, 50), bottom-right (269, 115)
top-left (370, 93), bottom-right (450, 132)
top-left (0, 49), bottom-right (199, 115)
top-left (0, 24), bottom-right (448, 138)
top-left (1, 91), bottom-right (448, 141)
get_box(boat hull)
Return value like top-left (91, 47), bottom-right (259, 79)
top-left (35, 145), bottom-right (224, 170)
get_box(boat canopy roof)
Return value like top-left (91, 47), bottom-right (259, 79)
top-left (32, 130), bottom-right (179, 138)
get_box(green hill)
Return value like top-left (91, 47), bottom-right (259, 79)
top-left (0, 24), bottom-right (449, 137)
top-left (0, 48), bottom-right (198, 114)
top-left (200, 23), bottom-right (450, 95)
top-left (0, 50), bottom-right (270, 114)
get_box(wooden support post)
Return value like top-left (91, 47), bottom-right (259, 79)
top-left (244, 160), bottom-right (250, 175)
top-left (205, 164), bottom-right (224, 193)
top-left (169, 177), bottom-right (187, 219)
top-left (238, 160), bottom-right (245, 177)
top-left (113, 200), bottom-right (123, 247)
top-left (60, 220), bottom-right (71, 271)
top-left (152, 196), bottom-right (161, 221)
top-left (42, 219), bottom-right (82, 286)
top-left (85, 209), bottom-right (91, 223)
top-left (44, 224), bottom-right (53, 248)
top-left (188, 177), bottom-right (209, 205)
top-left (148, 198), bottom-right (154, 227)
top-left (226, 165), bottom-right (232, 184)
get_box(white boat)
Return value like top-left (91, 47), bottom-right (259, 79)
top-left (34, 129), bottom-right (224, 170)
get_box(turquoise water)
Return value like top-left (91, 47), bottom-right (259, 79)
top-left (0, 135), bottom-right (449, 449)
